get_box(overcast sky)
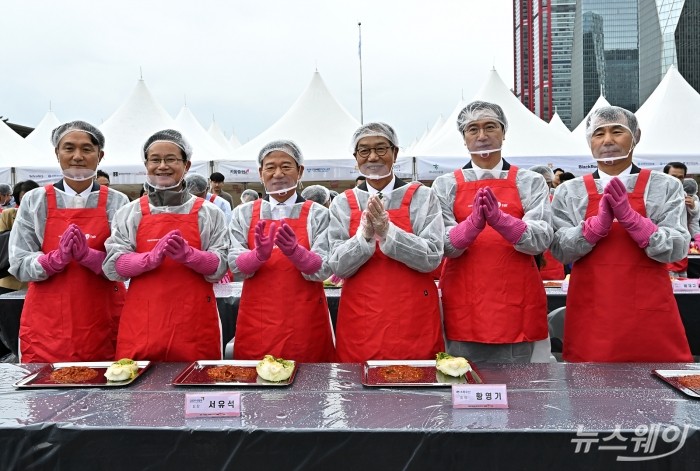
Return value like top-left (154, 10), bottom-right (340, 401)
top-left (1, 0), bottom-right (515, 146)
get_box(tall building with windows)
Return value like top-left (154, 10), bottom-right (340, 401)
top-left (515, 0), bottom-right (700, 129)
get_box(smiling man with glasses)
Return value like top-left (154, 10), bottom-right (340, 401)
top-left (431, 101), bottom-right (553, 364)
top-left (328, 122), bottom-right (445, 362)
top-left (103, 129), bottom-right (229, 362)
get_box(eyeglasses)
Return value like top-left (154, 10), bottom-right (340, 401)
top-left (354, 145), bottom-right (394, 158)
top-left (262, 164), bottom-right (298, 174)
top-left (146, 157), bottom-right (185, 166)
top-left (465, 123), bottom-right (501, 136)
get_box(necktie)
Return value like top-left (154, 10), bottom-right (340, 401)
top-left (377, 192), bottom-right (383, 200)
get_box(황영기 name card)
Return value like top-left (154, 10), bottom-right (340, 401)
top-left (452, 384), bottom-right (508, 409)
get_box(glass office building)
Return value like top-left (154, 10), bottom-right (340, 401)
top-left (514, 0), bottom-right (700, 129)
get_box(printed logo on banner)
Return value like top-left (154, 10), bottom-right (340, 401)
top-left (571, 424), bottom-right (690, 461)
top-left (228, 169), bottom-right (251, 175)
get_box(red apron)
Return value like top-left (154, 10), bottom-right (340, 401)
top-left (234, 199), bottom-right (335, 362)
top-left (116, 196), bottom-right (222, 362)
top-left (540, 194), bottom-right (566, 280)
top-left (440, 167), bottom-right (548, 344)
top-left (209, 194), bottom-right (217, 203)
top-left (666, 258), bottom-right (688, 274)
top-left (20, 185), bottom-right (125, 363)
top-left (563, 170), bottom-right (692, 362)
top-left (335, 184), bottom-right (444, 362)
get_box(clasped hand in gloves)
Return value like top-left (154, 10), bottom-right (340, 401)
top-left (365, 194), bottom-right (389, 239)
top-left (603, 177), bottom-right (657, 247)
top-left (274, 221), bottom-right (299, 256)
top-left (480, 187), bottom-right (527, 244)
top-left (449, 189), bottom-right (486, 250)
top-left (582, 193), bottom-right (615, 244)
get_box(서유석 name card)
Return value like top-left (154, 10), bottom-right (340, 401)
top-left (185, 392), bottom-right (241, 417)
top-left (452, 384), bottom-right (508, 409)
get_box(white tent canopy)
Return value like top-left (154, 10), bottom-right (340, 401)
top-left (25, 110), bottom-right (62, 161)
top-left (634, 66), bottom-right (700, 173)
top-left (95, 79), bottom-right (207, 184)
top-left (548, 111), bottom-right (571, 136)
top-left (215, 71), bottom-right (413, 182)
top-left (412, 69), bottom-right (593, 180)
top-left (208, 120), bottom-right (238, 155)
top-left (174, 106), bottom-right (229, 162)
top-left (1, 119), bottom-right (51, 185)
top-left (571, 94), bottom-right (611, 142)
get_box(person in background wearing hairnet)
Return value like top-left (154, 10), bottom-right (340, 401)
top-left (431, 102), bottom-right (552, 363)
top-left (9, 121), bottom-right (129, 363)
top-left (301, 185), bottom-right (331, 208)
top-left (185, 173), bottom-right (233, 224)
top-left (329, 123), bottom-right (444, 362)
top-left (104, 129), bottom-right (228, 362)
top-left (529, 165), bottom-right (566, 280)
top-left (0, 184), bottom-right (14, 211)
top-left (551, 106), bottom-right (692, 362)
top-left (228, 140), bottom-right (334, 362)
top-left (239, 189), bottom-right (259, 205)
top-left (661, 162), bottom-right (699, 277)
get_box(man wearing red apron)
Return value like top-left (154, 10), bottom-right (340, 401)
top-left (329, 123), bottom-right (444, 362)
top-left (551, 106), bottom-right (692, 362)
top-left (432, 102), bottom-right (553, 363)
top-left (9, 121), bottom-right (128, 362)
top-left (103, 130), bottom-right (229, 362)
top-left (229, 140), bottom-right (334, 362)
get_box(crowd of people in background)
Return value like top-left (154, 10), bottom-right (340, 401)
top-left (2, 100), bottom-right (698, 366)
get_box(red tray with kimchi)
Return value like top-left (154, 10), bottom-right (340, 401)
top-left (361, 360), bottom-right (483, 387)
top-left (172, 360), bottom-right (298, 387)
top-left (13, 361), bottom-right (151, 389)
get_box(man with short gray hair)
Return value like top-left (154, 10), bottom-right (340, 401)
top-left (0, 184), bottom-right (13, 210)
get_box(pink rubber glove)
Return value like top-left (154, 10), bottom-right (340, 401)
top-left (330, 274), bottom-right (344, 285)
top-left (582, 194), bottom-right (615, 244)
top-left (606, 177), bottom-right (657, 248)
top-left (37, 226), bottom-right (76, 276)
top-left (449, 189), bottom-right (486, 250)
top-left (482, 187), bottom-right (527, 244)
top-left (164, 232), bottom-right (220, 275)
top-left (274, 221), bottom-right (299, 256)
top-left (69, 224), bottom-right (106, 275)
top-left (275, 222), bottom-right (322, 274)
top-left (114, 230), bottom-right (175, 278)
top-left (235, 221), bottom-right (278, 275)
top-left (695, 234), bottom-right (700, 246)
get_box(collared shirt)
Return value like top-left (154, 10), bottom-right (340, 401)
top-left (61, 179), bottom-right (95, 208)
top-left (366, 176), bottom-right (396, 197)
top-left (470, 159), bottom-right (504, 180)
top-left (597, 164), bottom-right (633, 186)
top-left (269, 192), bottom-right (298, 219)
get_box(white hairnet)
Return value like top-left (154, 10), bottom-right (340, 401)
top-left (143, 129), bottom-right (193, 161)
top-left (258, 140), bottom-right (304, 166)
top-left (683, 178), bottom-right (698, 196)
top-left (457, 101), bottom-right (508, 134)
top-left (301, 185), bottom-right (330, 205)
top-left (51, 120), bottom-right (105, 149)
top-left (351, 122), bottom-right (399, 151)
top-left (185, 173), bottom-right (208, 195)
top-left (529, 165), bottom-right (554, 184)
top-left (0, 183), bottom-right (12, 196)
top-left (240, 189), bottom-right (259, 203)
top-left (585, 106), bottom-right (641, 145)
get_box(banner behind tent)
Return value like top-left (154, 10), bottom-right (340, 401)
top-left (0, 168), bottom-right (12, 185)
